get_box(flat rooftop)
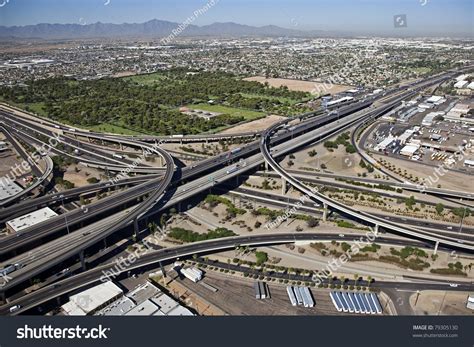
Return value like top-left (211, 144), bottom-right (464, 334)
top-left (6, 206), bottom-right (57, 232)
top-left (63, 281), bottom-right (124, 315)
top-left (0, 180), bottom-right (23, 202)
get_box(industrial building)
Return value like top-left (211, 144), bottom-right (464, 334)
top-left (374, 135), bottom-right (395, 152)
top-left (66, 281), bottom-right (195, 316)
top-left (326, 96), bottom-right (354, 107)
top-left (0, 180), bottom-right (23, 203)
top-left (180, 267), bottom-right (203, 282)
top-left (426, 95), bottom-right (446, 105)
top-left (400, 144), bottom-right (420, 157)
top-left (62, 281), bottom-right (124, 315)
top-left (467, 294), bottom-right (474, 310)
top-left (6, 206), bottom-right (58, 233)
top-left (421, 112), bottom-right (444, 127)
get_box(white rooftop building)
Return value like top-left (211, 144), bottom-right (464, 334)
top-left (6, 207), bottom-right (57, 233)
top-left (0, 180), bottom-right (23, 202)
top-left (124, 300), bottom-right (161, 316)
top-left (150, 293), bottom-right (180, 314)
top-left (454, 80), bottom-right (469, 89)
top-left (467, 294), bottom-right (474, 310)
top-left (400, 144), bottom-right (420, 157)
top-left (62, 281), bottom-right (124, 315)
top-left (374, 136), bottom-right (395, 152)
top-left (426, 96), bottom-right (445, 105)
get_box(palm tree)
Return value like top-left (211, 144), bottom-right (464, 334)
top-left (367, 276), bottom-right (372, 289)
top-left (354, 273), bottom-right (359, 287)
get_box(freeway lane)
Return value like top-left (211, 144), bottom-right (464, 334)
top-left (0, 100), bottom-right (393, 289)
top-left (0, 101), bottom-right (357, 253)
top-left (0, 124), bottom-right (54, 206)
top-left (260, 93), bottom-right (474, 252)
top-left (0, 114), bottom-right (166, 174)
top-left (1, 232), bottom-right (472, 315)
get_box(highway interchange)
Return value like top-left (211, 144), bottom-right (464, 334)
top-left (0, 66), bottom-right (473, 314)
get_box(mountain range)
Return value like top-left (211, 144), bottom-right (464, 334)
top-left (0, 19), bottom-right (342, 40)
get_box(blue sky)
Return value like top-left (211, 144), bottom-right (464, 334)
top-left (0, 0), bottom-right (472, 35)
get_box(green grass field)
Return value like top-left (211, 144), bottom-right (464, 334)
top-left (186, 103), bottom-right (265, 121)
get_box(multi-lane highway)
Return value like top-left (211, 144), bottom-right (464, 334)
top-left (2, 232), bottom-right (472, 316)
top-left (0, 67), bottom-right (472, 311)
top-left (260, 96), bottom-right (474, 252)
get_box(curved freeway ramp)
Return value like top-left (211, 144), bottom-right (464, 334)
top-left (260, 115), bottom-right (474, 253)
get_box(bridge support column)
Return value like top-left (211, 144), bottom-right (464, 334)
top-left (159, 261), bottom-right (167, 278)
top-left (281, 177), bottom-right (287, 195)
top-left (0, 291), bottom-right (5, 304)
top-left (120, 143), bottom-right (123, 150)
top-left (433, 241), bottom-right (439, 255)
top-left (374, 224), bottom-right (379, 235)
top-left (264, 161), bottom-right (269, 172)
top-left (322, 203), bottom-right (328, 222)
top-left (79, 251), bottom-right (86, 271)
top-left (133, 218), bottom-right (139, 239)
top-left (158, 156), bottom-right (163, 167)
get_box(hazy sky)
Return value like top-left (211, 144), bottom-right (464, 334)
top-left (0, 0), bottom-right (472, 36)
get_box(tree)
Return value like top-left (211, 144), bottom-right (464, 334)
top-left (405, 196), bottom-right (416, 209)
top-left (306, 216), bottom-right (319, 228)
top-left (435, 203), bottom-right (444, 215)
top-left (255, 251), bottom-right (268, 266)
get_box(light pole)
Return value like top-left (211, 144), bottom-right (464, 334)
top-left (458, 207), bottom-right (467, 234)
top-left (62, 197), bottom-right (71, 235)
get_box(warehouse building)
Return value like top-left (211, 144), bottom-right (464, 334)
top-left (400, 144), bottom-right (420, 158)
top-left (62, 281), bottom-right (124, 316)
top-left (6, 206), bottom-right (58, 233)
top-left (0, 180), bottom-right (23, 203)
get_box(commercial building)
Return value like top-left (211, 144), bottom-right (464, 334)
top-left (62, 281), bottom-right (124, 315)
top-left (422, 112), bottom-right (444, 126)
top-left (374, 136), bottom-right (395, 152)
top-left (124, 300), bottom-right (162, 316)
top-left (454, 80), bottom-right (469, 89)
top-left (400, 144), bottom-right (420, 157)
top-left (398, 129), bottom-right (414, 145)
top-left (6, 207), bottom-right (58, 233)
top-left (0, 180), bottom-right (23, 203)
top-left (467, 294), bottom-right (474, 310)
top-left (426, 95), bottom-right (445, 105)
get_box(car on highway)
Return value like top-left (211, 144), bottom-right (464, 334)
top-left (449, 284), bottom-right (458, 288)
top-left (9, 304), bottom-right (21, 313)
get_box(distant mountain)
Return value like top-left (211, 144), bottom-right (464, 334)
top-left (0, 19), bottom-right (338, 40)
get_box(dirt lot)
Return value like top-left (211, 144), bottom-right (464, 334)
top-left (410, 290), bottom-right (474, 315)
top-left (63, 164), bottom-right (103, 188)
top-left (244, 76), bottom-right (352, 95)
top-left (219, 114), bottom-right (286, 134)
